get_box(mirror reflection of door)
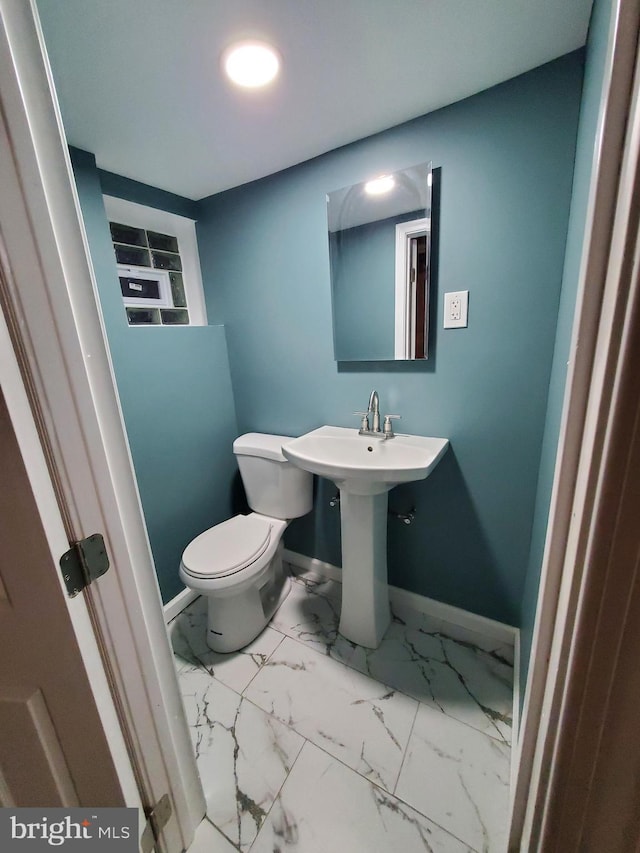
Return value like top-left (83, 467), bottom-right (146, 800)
top-left (394, 217), bottom-right (430, 359)
top-left (411, 235), bottom-right (427, 358)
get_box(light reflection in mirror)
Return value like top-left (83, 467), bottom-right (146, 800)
top-left (327, 162), bottom-right (433, 361)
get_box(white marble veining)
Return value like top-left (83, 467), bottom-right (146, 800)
top-left (174, 567), bottom-right (514, 853)
top-left (169, 594), bottom-right (209, 668)
top-left (417, 613), bottom-right (515, 668)
top-left (244, 635), bottom-right (418, 792)
top-left (349, 605), bottom-right (514, 744)
top-left (270, 571), bottom-right (355, 664)
top-left (396, 703), bottom-right (511, 852)
top-left (180, 666), bottom-right (304, 850)
top-left (276, 572), bottom-right (513, 744)
top-left (169, 595), bottom-right (284, 692)
top-left (186, 818), bottom-right (240, 853)
top-left (251, 741), bottom-right (473, 853)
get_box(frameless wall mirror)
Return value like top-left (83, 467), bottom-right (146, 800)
top-left (328, 162), bottom-right (433, 361)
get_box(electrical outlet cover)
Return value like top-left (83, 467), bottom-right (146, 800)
top-left (444, 290), bottom-right (469, 328)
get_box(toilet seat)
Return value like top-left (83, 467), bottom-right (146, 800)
top-left (181, 514), bottom-right (272, 580)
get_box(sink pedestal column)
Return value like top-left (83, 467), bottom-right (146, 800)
top-left (338, 489), bottom-right (391, 648)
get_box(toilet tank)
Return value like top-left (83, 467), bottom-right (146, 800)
top-left (233, 433), bottom-right (313, 520)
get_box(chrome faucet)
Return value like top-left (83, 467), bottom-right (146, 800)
top-left (354, 390), bottom-right (401, 438)
top-left (368, 389), bottom-right (380, 433)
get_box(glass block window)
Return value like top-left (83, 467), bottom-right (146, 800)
top-left (126, 308), bottom-right (161, 325)
top-left (109, 221), bottom-right (190, 325)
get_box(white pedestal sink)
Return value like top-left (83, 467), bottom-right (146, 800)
top-left (282, 426), bottom-right (449, 648)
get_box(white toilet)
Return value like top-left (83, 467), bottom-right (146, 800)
top-left (179, 433), bottom-right (313, 652)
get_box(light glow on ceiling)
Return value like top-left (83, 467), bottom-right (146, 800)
top-left (364, 175), bottom-right (395, 195)
top-left (222, 40), bottom-right (281, 89)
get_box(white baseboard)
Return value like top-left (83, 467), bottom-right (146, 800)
top-left (163, 586), bottom-right (199, 624)
top-left (284, 551), bottom-right (343, 584)
top-left (510, 630), bottom-right (522, 791)
top-left (283, 548), bottom-right (517, 645)
top-left (512, 631), bottom-right (521, 743)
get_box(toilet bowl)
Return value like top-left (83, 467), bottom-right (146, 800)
top-left (179, 433), bottom-right (313, 652)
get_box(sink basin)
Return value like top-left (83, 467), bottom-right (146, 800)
top-left (282, 426), bottom-right (448, 495)
top-left (283, 425), bottom-right (449, 649)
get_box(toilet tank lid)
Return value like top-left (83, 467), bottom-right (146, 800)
top-left (233, 432), bottom-right (292, 462)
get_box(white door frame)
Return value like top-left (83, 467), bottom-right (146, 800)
top-left (0, 1), bottom-right (204, 850)
top-left (509, 0), bottom-right (640, 848)
top-left (538, 111), bottom-right (640, 847)
top-left (394, 217), bottom-right (430, 359)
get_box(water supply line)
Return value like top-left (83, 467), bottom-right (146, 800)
top-left (328, 492), bottom-right (415, 525)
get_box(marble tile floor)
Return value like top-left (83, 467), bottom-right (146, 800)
top-left (171, 568), bottom-right (514, 853)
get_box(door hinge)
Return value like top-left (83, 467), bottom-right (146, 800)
top-left (141, 794), bottom-right (173, 853)
top-left (59, 533), bottom-right (110, 597)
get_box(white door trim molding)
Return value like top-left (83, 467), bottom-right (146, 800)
top-left (0, 1), bottom-right (204, 849)
top-left (510, 0), bottom-right (640, 848)
top-left (394, 217), bottom-right (430, 359)
top-left (540, 72), bottom-right (640, 846)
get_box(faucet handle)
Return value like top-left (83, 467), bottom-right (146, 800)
top-left (353, 411), bottom-right (370, 431)
top-left (383, 414), bottom-right (401, 437)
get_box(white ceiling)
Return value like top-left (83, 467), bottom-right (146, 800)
top-left (36, 0), bottom-right (593, 201)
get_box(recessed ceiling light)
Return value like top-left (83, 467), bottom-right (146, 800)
top-left (222, 40), bottom-right (281, 89)
top-left (364, 175), bottom-right (395, 195)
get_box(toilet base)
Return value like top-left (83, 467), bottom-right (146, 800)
top-left (205, 548), bottom-right (290, 652)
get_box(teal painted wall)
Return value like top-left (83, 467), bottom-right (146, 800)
top-left (196, 53), bottom-right (584, 626)
top-left (99, 168), bottom-right (198, 220)
top-left (519, 0), bottom-right (614, 695)
top-left (70, 148), bottom-right (239, 603)
top-left (331, 220), bottom-right (396, 360)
